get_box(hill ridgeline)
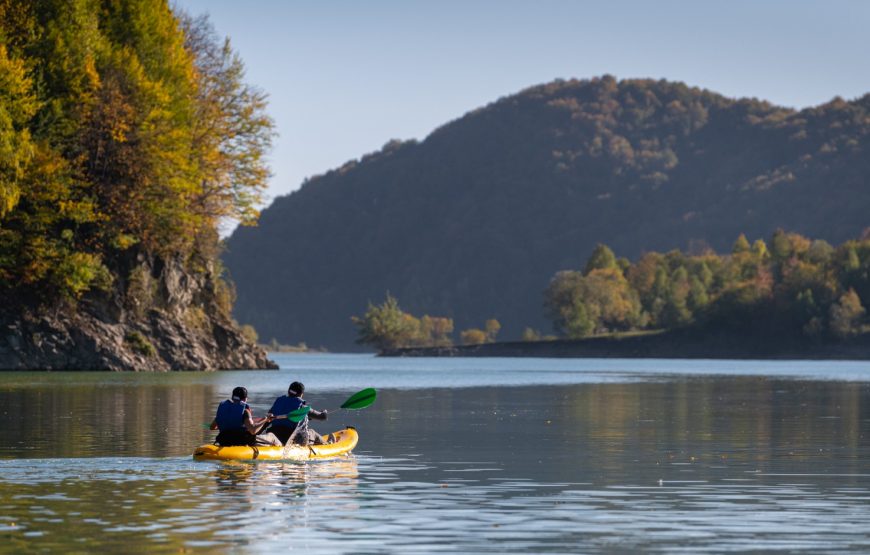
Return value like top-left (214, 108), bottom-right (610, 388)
top-left (225, 76), bottom-right (870, 351)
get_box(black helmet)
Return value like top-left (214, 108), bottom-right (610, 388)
top-left (288, 382), bottom-right (304, 396)
top-left (231, 386), bottom-right (248, 401)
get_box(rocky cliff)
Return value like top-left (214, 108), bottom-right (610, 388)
top-left (0, 251), bottom-right (276, 371)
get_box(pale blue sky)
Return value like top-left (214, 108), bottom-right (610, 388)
top-left (174, 0), bottom-right (870, 204)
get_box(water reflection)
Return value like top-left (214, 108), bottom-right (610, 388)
top-left (0, 360), bottom-right (868, 552)
top-left (0, 383), bottom-right (220, 458)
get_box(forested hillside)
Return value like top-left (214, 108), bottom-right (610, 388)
top-left (225, 76), bottom-right (870, 351)
top-left (0, 1), bottom-right (275, 370)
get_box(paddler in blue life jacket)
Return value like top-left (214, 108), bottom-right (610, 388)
top-left (209, 386), bottom-right (282, 446)
top-left (265, 381), bottom-right (330, 445)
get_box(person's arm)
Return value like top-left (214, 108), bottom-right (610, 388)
top-left (209, 418), bottom-right (218, 431)
top-left (308, 408), bottom-right (328, 421)
top-left (244, 409), bottom-right (273, 435)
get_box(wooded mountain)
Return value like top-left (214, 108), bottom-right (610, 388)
top-left (224, 76), bottom-right (870, 351)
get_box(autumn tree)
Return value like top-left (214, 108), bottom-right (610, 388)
top-left (419, 315), bottom-right (454, 347)
top-left (178, 12), bottom-right (274, 229)
top-left (0, 1), bottom-right (274, 302)
top-left (732, 234), bottom-right (750, 254)
top-left (353, 294), bottom-right (455, 350)
top-left (484, 319), bottom-right (501, 342)
top-left (460, 328), bottom-right (487, 345)
top-left (584, 243), bottom-right (618, 274)
top-left (829, 289), bottom-right (865, 338)
top-left (352, 294), bottom-right (417, 350)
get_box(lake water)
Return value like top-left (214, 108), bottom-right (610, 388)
top-left (0, 354), bottom-right (869, 553)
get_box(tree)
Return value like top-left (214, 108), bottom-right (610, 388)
top-left (419, 315), bottom-right (454, 347)
top-left (829, 288), bottom-right (865, 338)
top-left (751, 239), bottom-right (769, 260)
top-left (0, 45), bottom-right (37, 219)
top-left (545, 267), bottom-right (641, 338)
top-left (352, 294), bottom-right (417, 350)
top-left (687, 275), bottom-right (709, 311)
top-left (460, 328), bottom-right (487, 345)
top-left (178, 12), bottom-right (275, 228)
top-left (659, 266), bottom-right (691, 326)
top-left (584, 243), bottom-right (617, 275)
top-left (0, 2), bottom-right (275, 302)
top-left (484, 319), bottom-right (501, 342)
top-left (732, 234), bottom-right (750, 254)
top-left (770, 229), bottom-right (792, 261)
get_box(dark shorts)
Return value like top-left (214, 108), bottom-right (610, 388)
top-left (215, 429), bottom-right (254, 446)
top-left (266, 425), bottom-right (293, 445)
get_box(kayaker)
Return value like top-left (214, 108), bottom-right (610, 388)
top-left (265, 381), bottom-right (330, 445)
top-left (209, 386), bottom-right (282, 446)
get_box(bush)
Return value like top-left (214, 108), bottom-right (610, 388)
top-left (460, 328), bottom-right (487, 345)
top-left (239, 324), bottom-right (258, 344)
top-left (125, 332), bottom-right (156, 357)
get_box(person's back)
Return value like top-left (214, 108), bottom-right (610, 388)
top-left (213, 388), bottom-right (253, 446)
top-left (266, 392), bottom-right (306, 445)
top-left (266, 381), bottom-right (329, 445)
top-left (210, 386), bottom-right (282, 447)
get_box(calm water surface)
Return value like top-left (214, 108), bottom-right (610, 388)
top-left (0, 355), bottom-right (869, 553)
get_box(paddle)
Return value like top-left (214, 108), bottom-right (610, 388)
top-left (202, 388), bottom-right (376, 430)
top-left (273, 405), bottom-right (311, 422)
top-left (338, 387), bottom-right (377, 410)
top-left (276, 388), bottom-right (376, 418)
top-left (203, 405), bottom-right (310, 430)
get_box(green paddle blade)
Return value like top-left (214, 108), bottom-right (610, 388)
top-left (340, 388), bottom-right (377, 410)
top-left (286, 405), bottom-right (310, 422)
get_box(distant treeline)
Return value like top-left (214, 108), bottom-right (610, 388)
top-left (355, 231), bottom-right (870, 351)
top-left (547, 230), bottom-right (869, 341)
top-left (352, 294), bottom-right (500, 350)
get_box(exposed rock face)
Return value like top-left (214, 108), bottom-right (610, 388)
top-left (0, 251), bottom-right (276, 371)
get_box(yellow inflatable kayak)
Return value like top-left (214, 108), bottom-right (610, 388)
top-left (193, 427), bottom-right (359, 461)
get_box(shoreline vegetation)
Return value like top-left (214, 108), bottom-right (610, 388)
top-left (261, 341), bottom-right (327, 354)
top-left (357, 230), bottom-right (870, 359)
top-left (0, 2), bottom-right (275, 370)
top-left (380, 329), bottom-right (870, 359)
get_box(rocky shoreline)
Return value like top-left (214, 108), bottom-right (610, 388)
top-left (0, 252), bottom-right (276, 371)
top-left (380, 329), bottom-right (870, 360)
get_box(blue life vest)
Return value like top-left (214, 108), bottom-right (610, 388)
top-left (215, 399), bottom-right (248, 432)
top-left (268, 395), bottom-right (306, 430)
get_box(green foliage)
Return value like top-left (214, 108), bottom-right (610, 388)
top-left (0, 1), bottom-right (272, 304)
top-left (52, 251), bottom-right (113, 299)
top-left (547, 232), bottom-right (870, 341)
top-left (545, 267), bottom-right (642, 338)
top-left (829, 289), bottom-right (865, 338)
top-left (0, 44), bottom-right (37, 219)
top-left (584, 244), bottom-right (617, 275)
top-left (732, 234), bottom-right (750, 254)
top-left (125, 331), bottom-right (156, 357)
top-left (352, 294), bottom-right (454, 350)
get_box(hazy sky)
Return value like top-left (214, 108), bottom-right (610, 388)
top-left (174, 0), bottom-right (870, 204)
